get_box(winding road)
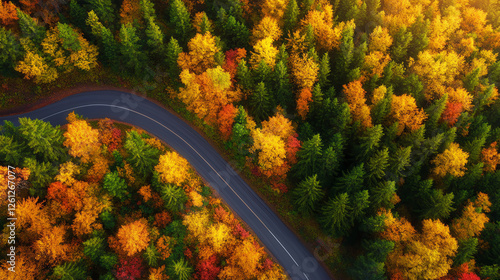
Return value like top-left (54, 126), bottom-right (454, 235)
top-left (0, 90), bottom-right (332, 280)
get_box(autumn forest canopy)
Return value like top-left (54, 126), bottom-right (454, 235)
top-left (2, 0), bottom-right (500, 279)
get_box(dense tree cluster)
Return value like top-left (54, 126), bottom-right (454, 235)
top-left (2, 0), bottom-right (500, 278)
top-left (0, 116), bottom-right (287, 279)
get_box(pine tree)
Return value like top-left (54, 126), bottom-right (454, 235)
top-left (320, 192), bottom-right (352, 236)
top-left (272, 61), bottom-right (293, 111)
top-left (408, 15), bottom-right (430, 58)
top-left (420, 189), bottom-right (455, 219)
top-left (350, 190), bottom-right (370, 223)
top-left (293, 134), bottom-right (323, 180)
top-left (169, 0), bottom-right (191, 42)
top-left (145, 18), bottom-right (164, 58)
top-left (169, 258), bottom-right (193, 280)
top-left (371, 181), bottom-right (397, 210)
top-left (334, 22), bottom-right (355, 87)
top-left (0, 27), bottom-right (23, 75)
top-left (99, 253), bottom-right (118, 270)
top-left (388, 145), bottom-right (412, 179)
top-left (292, 175), bottom-right (324, 215)
top-left (140, 0), bottom-right (156, 21)
top-left (83, 236), bottom-right (106, 263)
top-left (103, 172), bottom-right (129, 201)
top-left (69, 0), bottom-right (87, 31)
top-left (53, 262), bottom-right (88, 280)
top-left (124, 130), bottom-right (160, 178)
top-left (23, 158), bottom-right (55, 196)
top-left (17, 117), bottom-right (65, 163)
top-left (217, 10), bottom-right (250, 49)
top-left (333, 163), bottom-right (365, 194)
top-left (0, 135), bottom-right (24, 166)
top-left (367, 147), bottom-right (389, 181)
top-left (356, 124), bottom-right (384, 162)
top-left (161, 184), bottom-right (187, 212)
top-left (425, 93), bottom-right (448, 135)
top-left (16, 9), bottom-right (46, 44)
top-left (318, 52), bottom-right (331, 88)
top-left (391, 27), bottom-right (413, 63)
top-left (236, 59), bottom-right (253, 91)
top-left (165, 37), bottom-right (183, 80)
top-left (250, 82), bottom-right (272, 122)
top-left (284, 0), bottom-right (299, 34)
top-left (86, 11), bottom-right (118, 65)
top-left (454, 238), bottom-right (478, 266)
top-left (88, 0), bottom-right (115, 27)
top-left (119, 23), bottom-right (147, 74)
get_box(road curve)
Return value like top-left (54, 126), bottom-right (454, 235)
top-left (0, 90), bottom-right (332, 280)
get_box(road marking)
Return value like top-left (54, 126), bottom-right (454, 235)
top-left (40, 103), bottom-right (311, 280)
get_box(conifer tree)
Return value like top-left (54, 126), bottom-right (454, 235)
top-left (119, 23), bottom-right (147, 74)
top-left (320, 192), bottom-right (352, 236)
top-left (169, 0), bottom-right (191, 42)
top-left (292, 175), bottom-right (324, 215)
top-left (249, 82), bottom-right (272, 122)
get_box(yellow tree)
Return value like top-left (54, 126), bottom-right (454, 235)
top-left (15, 51), bottom-right (58, 84)
top-left (55, 161), bottom-right (79, 186)
top-left (290, 53), bottom-right (318, 89)
top-left (250, 129), bottom-right (287, 175)
top-left (389, 94), bottom-right (427, 135)
top-left (252, 16), bottom-right (282, 43)
top-left (178, 32), bottom-right (220, 74)
top-left (451, 193), bottom-right (491, 240)
top-left (343, 80), bottom-right (373, 129)
top-left (155, 151), bottom-right (190, 186)
top-left (117, 219), bottom-right (150, 256)
top-left (301, 4), bottom-right (341, 51)
top-left (428, 8), bottom-right (462, 51)
top-left (250, 37), bottom-right (279, 69)
top-left (260, 0), bottom-right (287, 23)
top-left (447, 87), bottom-right (473, 111)
top-left (431, 143), bottom-right (469, 178)
top-left (261, 110), bottom-right (294, 140)
top-left (481, 142), bottom-right (500, 172)
top-left (220, 238), bottom-right (264, 279)
top-left (183, 209), bottom-right (211, 241)
top-left (63, 118), bottom-right (100, 163)
top-left (34, 225), bottom-right (70, 264)
top-left (381, 0), bottom-right (421, 32)
top-left (205, 222), bottom-right (234, 255)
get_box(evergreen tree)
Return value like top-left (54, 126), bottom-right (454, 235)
top-left (217, 9), bottom-right (249, 49)
top-left (464, 118), bottom-right (490, 163)
top-left (23, 158), bottom-right (56, 196)
top-left (119, 23), bottom-right (147, 74)
top-left (294, 134), bottom-right (323, 180)
top-left (17, 118), bottom-right (65, 163)
top-left (420, 189), bottom-right (455, 220)
top-left (0, 135), bottom-right (24, 166)
top-left (53, 262), bottom-right (88, 280)
top-left (124, 130), bottom-right (160, 178)
top-left (169, 0), bottom-right (192, 42)
top-left (99, 253), bottom-right (118, 270)
top-left (169, 258), bottom-right (193, 280)
top-left (350, 255), bottom-right (386, 280)
top-left (284, 0), bottom-right (299, 35)
top-left (320, 193), bottom-right (352, 236)
top-left (272, 61), bottom-right (293, 111)
top-left (83, 237), bottom-right (106, 263)
top-left (237, 59), bottom-right (254, 91)
top-left (103, 172), bottom-right (129, 201)
top-left (391, 27), bottom-right (413, 63)
top-left (292, 174), bottom-right (324, 215)
top-left (334, 22), bottom-right (355, 87)
top-left (350, 190), bottom-right (370, 223)
top-left (425, 93), bottom-right (448, 135)
top-left (100, 210), bottom-right (116, 230)
top-left (388, 145), bottom-right (412, 179)
top-left (320, 134), bottom-right (344, 183)
top-left (69, 0), bottom-right (88, 32)
top-left (370, 180), bottom-right (397, 210)
top-left (464, 68), bottom-right (481, 93)
top-left (367, 147), bottom-right (389, 181)
top-left (145, 18), bottom-right (164, 58)
top-left (408, 15), bottom-right (430, 58)
top-left (249, 82), bottom-right (272, 122)
top-left (57, 23), bottom-right (81, 51)
top-left (333, 163), bottom-right (365, 194)
top-left (140, 0), bottom-right (156, 21)
top-left (356, 124), bottom-right (384, 162)
top-left (454, 238), bottom-right (478, 266)
top-left (16, 9), bottom-right (46, 44)
top-left (86, 11), bottom-right (118, 65)
top-left (165, 37), bottom-right (183, 80)
top-left (371, 87), bottom-right (393, 125)
top-left (143, 245), bottom-right (160, 267)
top-left (161, 184), bottom-right (187, 212)
top-left (318, 52), bottom-right (331, 88)
top-left (0, 27), bottom-right (23, 75)
top-left (88, 0), bottom-right (115, 27)
top-left (310, 84), bottom-right (324, 115)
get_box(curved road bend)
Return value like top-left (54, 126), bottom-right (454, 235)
top-left (0, 90), bottom-right (332, 280)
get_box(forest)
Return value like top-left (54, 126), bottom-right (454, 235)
top-left (1, 0), bottom-right (500, 279)
top-left (0, 113), bottom-right (288, 279)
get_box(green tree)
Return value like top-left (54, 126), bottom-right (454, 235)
top-left (119, 23), bottom-right (147, 74)
top-left (425, 93), bottom-right (447, 134)
top-left (169, 258), bottom-right (193, 280)
top-left (408, 15), bottom-right (430, 58)
top-left (284, 0), bottom-right (299, 34)
top-left (23, 158), bottom-right (56, 196)
top-left (388, 146), bottom-right (412, 179)
top-left (294, 134), bottom-right (323, 180)
top-left (318, 52), bottom-right (331, 88)
top-left (292, 175), bottom-right (324, 215)
top-left (16, 9), bottom-right (46, 44)
top-left (143, 244), bottom-right (160, 267)
top-left (391, 27), bottom-right (413, 63)
top-left (320, 135), bottom-right (343, 183)
top-left (0, 135), bottom-right (24, 166)
top-left (333, 163), bottom-right (365, 194)
top-left (350, 190), bottom-right (370, 223)
top-left (124, 130), bottom-right (160, 178)
top-left (272, 61), bottom-right (293, 111)
top-left (88, 0), bottom-right (115, 27)
top-left (161, 184), bottom-right (187, 212)
top-left (334, 22), bottom-right (355, 87)
top-left (370, 180), bottom-right (397, 210)
top-left (464, 118), bottom-right (490, 163)
top-left (0, 27), bottom-right (23, 75)
top-left (99, 253), bottom-right (118, 270)
top-left (145, 18), bottom-right (164, 58)
top-left (249, 82), bottom-right (272, 122)
top-left (169, 0), bottom-right (191, 42)
top-left (356, 124), bottom-right (384, 162)
top-left (165, 37), bottom-right (183, 80)
top-left (217, 9), bottom-right (250, 49)
top-left (57, 23), bottom-right (81, 51)
top-left (99, 210), bottom-right (116, 230)
top-left (454, 238), bottom-right (478, 266)
top-left (237, 59), bottom-right (254, 91)
top-left (420, 189), bottom-right (455, 220)
top-left (367, 147), bottom-right (389, 181)
top-left (320, 193), bottom-right (352, 236)
top-left (53, 262), bottom-right (88, 280)
top-left (86, 11), bottom-right (118, 65)
top-left (103, 172), bottom-right (129, 201)
top-left (83, 237), bottom-right (106, 263)
top-left (351, 239), bottom-right (394, 280)
top-left (140, 0), bottom-right (156, 21)
top-left (69, 0), bottom-right (88, 31)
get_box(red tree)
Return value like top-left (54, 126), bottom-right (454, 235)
top-left (196, 255), bottom-right (221, 280)
top-left (441, 102), bottom-right (463, 127)
top-left (116, 256), bottom-right (144, 280)
top-left (217, 104), bottom-right (238, 140)
top-left (285, 134), bottom-right (301, 165)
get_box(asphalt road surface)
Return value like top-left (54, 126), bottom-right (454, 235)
top-left (0, 90), bottom-right (332, 280)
